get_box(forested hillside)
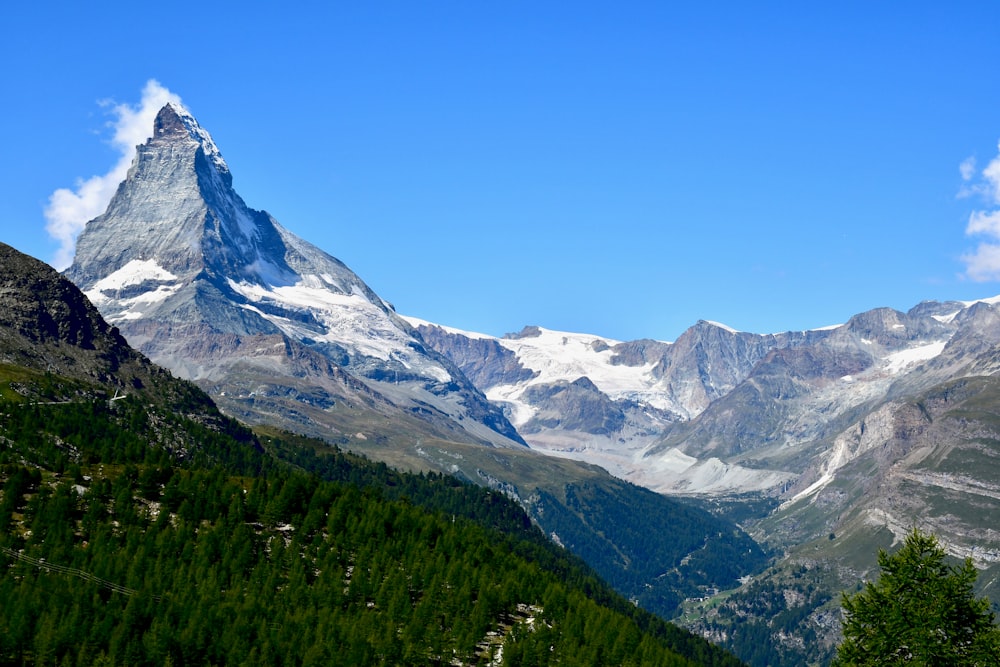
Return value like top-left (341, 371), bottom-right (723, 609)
top-left (0, 363), bottom-right (744, 666)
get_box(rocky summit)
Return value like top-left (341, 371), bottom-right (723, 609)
top-left (65, 103), bottom-right (522, 450)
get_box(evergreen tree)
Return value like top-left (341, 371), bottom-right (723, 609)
top-left (834, 528), bottom-right (1000, 666)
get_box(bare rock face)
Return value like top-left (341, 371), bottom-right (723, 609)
top-left (520, 377), bottom-right (626, 435)
top-left (1, 242), bottom-right (134, 381)
top-left (413, 323), bottom-right (536, 390)
top-left (0, 242), bottom-right (235, 430)
top-left (152, 102), bottom-right (189, 140)
top-left (64, 103), bottom-right (524, 449)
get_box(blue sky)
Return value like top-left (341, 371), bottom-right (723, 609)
top-left (4, 3), bottom-right (1000, 342)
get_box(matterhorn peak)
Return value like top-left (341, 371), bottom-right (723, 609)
top-left (63, 100), bottom-right (525, 450)
top-left (65, 100), bottom-right (252, 288)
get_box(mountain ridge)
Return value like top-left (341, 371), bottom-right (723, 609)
top-left (51, 97), bottom-right (1000, 664)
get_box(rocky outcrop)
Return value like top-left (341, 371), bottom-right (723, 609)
top-left (520, 377), bottom-right (626, 436)
top-left (414, 324), bottom-right (536, 390)
top-left (0, 243), bottom-right (240, 431)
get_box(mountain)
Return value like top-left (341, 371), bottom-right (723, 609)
top-left (409, 304), bottom-right (980, 496)
top-left (0, 243), bottom-right (746, 667)
top-left (27, 95), bottom-right (1000, 663)
top-left (409, 318), bottom-right (813, 494)
top-left (61, 103), bottom-right (767, 621)
top-left (65, 102), bottom-right (523, 452)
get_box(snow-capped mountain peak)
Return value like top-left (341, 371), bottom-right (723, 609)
top-left (65, 102), bottom-right (524, 449)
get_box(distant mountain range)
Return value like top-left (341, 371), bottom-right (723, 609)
top-left (410, 299), bottom-right (1000, 499)
top-left (40, 99), bottom-right (1000, 665)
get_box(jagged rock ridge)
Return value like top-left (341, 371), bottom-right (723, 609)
top-left (409, 299), bottom-right (997, 497)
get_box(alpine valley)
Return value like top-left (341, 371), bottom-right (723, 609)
top-left (60, 102), bottom-right (768, 625)
top-left (27, 100), bottom-right (1000, 665)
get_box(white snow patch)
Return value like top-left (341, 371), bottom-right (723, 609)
top-left (932, 312), bottom-right (960, 324)
top-left (87, 259), bottom-right (177, 293)
top-left (704, 320), bottom-right (740, 334)
top-left (247, 256), bottom-right (295, 286)
top-left (492, 327), bottom-right (658, 397)
top-left (92, 282), bottom-right (182, 320)
top-left (228, 278), bottom-right (451, 381)
top-left (959, 294), bottom-right (1000, 308)
top-left (882, 341), bottom-right (946, 374)
top-left (83, 259), bottom-right (182, 320)
top-left (400, 315), bottom-right (496, 341)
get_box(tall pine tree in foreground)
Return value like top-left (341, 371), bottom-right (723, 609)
top-left (834, 528), bottom-right (1000, 666)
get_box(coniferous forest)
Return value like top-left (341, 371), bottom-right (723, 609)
top-left (0, 368), bottom-right (745, 666)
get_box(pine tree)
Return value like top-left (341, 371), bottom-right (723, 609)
top-left (834, 528), bottom-right (1000, 666)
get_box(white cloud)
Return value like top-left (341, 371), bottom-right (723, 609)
top-left (961, 141), bottom-right (1000, 282)
top-left (962, 243), bottom-right (1000, 282)
top-left (960, 156), bottom-right (977, 181)
top-left (966, 210), bottom-right (1000, 238)
top-left (44, 80), bottom-right (183, 270)
top-left (983, 147), bottom-right (1000, 205)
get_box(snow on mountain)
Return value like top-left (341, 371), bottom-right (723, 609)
top-left (410, 300), bottom-right (984, 496)
top-left (227, 278), bottom-right (447, 380)
top-left (488, 326), bottom-right (665, 414)
top-left (882, 341), bottom-right (947, 375)
top-left (83, 259), bottom-right (182, 320)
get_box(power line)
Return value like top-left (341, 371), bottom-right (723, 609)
top-left (0, 546), bottom-right (160, 601)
